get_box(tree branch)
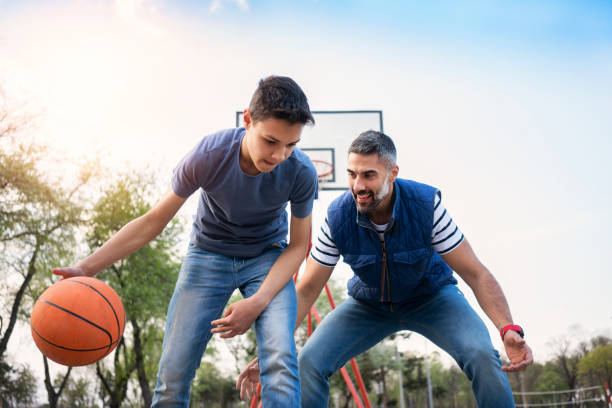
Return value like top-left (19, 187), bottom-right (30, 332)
top-left (0, 239), bottom-right (40, 356)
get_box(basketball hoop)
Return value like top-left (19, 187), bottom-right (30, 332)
top-left (311, 159), bottom-right (334, 181)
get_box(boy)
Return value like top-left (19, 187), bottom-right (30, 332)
top-left (54, 76), bottom-right (318, 407)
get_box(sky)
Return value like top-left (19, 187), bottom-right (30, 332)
top-left (1, 0), bottom-right (612, 396)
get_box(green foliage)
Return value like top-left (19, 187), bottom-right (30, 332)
top-left (578, 344), bottom-right (612, 386)
top-left (88, 173), bottom-right (182, 320)
top-left (57, 375), bottom-right (99, 408)
top-left (1, 85), bottom-right (101, 408)
top-left (0, 359), bottom-right (37, 407)
top-left (191, 362), bottom-right (240, 408)
top-left (0, 90), bottom-right (94, 360)
top-left (87, 170), bottom-right (183, 407)
top-left (295, 278), bottom-right (346, 347)
top-left (205, 292), bottom-right (260, 380)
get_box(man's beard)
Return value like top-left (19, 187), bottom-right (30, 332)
top-left (352, 174), bottom-right (390, 214)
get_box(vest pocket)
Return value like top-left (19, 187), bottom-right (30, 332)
top-left (392, 248), bottom-right (430, 283)
top-left (343, 254), bottom-right (378, 285)
top-left (392, 248), bottom-right (429, 264)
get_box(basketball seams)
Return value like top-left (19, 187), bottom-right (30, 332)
top-left (31, 276), bottom-right (125, 366)
top-left (38, 299), bottom-right (113, 352)
top-left (32, 326), bottom-right (119, 352)
top-left (68, 279), bottom-right (123, 343)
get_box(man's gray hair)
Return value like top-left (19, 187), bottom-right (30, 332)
top-left (348, 130), bottom-right (397, 168)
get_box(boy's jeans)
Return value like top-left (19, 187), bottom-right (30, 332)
top-left (299, 284), bottom-right (515, 408)
top-left (152, 243), bottom-right (299, 407)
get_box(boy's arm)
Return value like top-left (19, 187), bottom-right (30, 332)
top-left (441, 238), bottom-right (533, 372)
top-left (53, 189), bottom-right (187, 278)
top-left (235, 255), bottom-right (334, 399)
top-left (211, 213), bottom-right (312, 338)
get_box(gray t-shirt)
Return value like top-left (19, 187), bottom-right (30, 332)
top-left (172, 127), bottom-right (318, 257)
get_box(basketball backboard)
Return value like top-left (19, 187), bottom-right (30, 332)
top-left (235, 110), bottom-right (384, 190)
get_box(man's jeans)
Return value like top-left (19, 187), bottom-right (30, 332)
top-left (299, 284), bottom-right (515, 408)
top-left (152, 244), bottom-right (300, 407)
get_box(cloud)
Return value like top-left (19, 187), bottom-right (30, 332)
top-left (113, 0), bottom-right (165, 37)
top-left (209, 0), bottom-right (249, 13)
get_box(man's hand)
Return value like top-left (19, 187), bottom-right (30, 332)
top-left (211, 297), bottom-right (266, 338)
top-left (52, 267), bottom-right (87, 280)
top-left (236, 358), bottom-right (261, 401)
top-left (501, 331), bottom-right (533, 372)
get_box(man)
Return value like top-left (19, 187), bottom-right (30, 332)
top-left (53, 76), bottom-right (318, 407)
top-left (237, 130), bottom-right (533, 407)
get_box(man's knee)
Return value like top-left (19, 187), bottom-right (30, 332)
top-left (460, 344), bottom-right (502, 380)
top-left (299, 345), bottom-right (335, 381)
top-left (298, 347), bottom-right (319, 376)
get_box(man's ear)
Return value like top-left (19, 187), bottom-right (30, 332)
top-left (243, 109), bottom-right (252, 130)
top-left (389, 164), bottom-right (399, 182)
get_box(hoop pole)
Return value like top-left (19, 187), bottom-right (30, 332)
top-left (253, 226), bottom-right (371, 407)
top-left (249, 383), bottom-right (262, 408)
top-left (311, 306), bottom-right (321, 322)
top-left (307, 311), bottom-right (313, 336)
top-left (340, 366), bottom-right (365, 408)
top-left (324, 284), bottom-right (336, 309)
top-left (321, 286), bottom-right (371, 407)
top-left (310, 304), bottom-right (371, 407)
top-left (350, 358), bottom-right (372, 408)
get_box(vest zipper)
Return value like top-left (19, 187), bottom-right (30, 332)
top-left (359, 217), bottom-right (395, 311)
top-left (380, 240), bottom-right (393, 311)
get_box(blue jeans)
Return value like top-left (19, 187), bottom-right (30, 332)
top-left (152, 244), bottom-right (300, 407)
top-left (299, 284), bottom-right (514, 408)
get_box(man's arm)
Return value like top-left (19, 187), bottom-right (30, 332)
top-left (441, 238), bottom-right (533, 371)
top-left (53, 189), bottom-right (187, 278)
top-left (295, 256), bottom-right (334, 330)
top-left (211, 214), bottom-right (312, 338)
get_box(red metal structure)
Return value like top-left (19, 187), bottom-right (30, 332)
top-left (249, 238), bottom-right (371, 408)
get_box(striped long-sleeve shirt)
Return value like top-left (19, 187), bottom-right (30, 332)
top-left (311, 191), bottom-right (464, 267)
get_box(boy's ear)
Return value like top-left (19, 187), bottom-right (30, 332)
top-left (243, 109), bottom-right (253, 130)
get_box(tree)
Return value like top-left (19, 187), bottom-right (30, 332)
top-left (42, 355), bottom-right (73, 408)
top-left (368, 341), bottom-right (398, 408)
top-left (58, 374), bottom-right (100, 408)
top-left (191, 361), bottom-right (241, 407)
top-left (220, 293), bottom-right (259, 376)
top-left (1, 84), bottom-right (98, 407)
top-left (548, 336), bottom-right (582, 404)
top-left (579, 344), bottom-right (612, 388)
top-left (0, 86), bottom-right (92, 360)
top-left (438, 366), bottom-right (475, 408)
top-left (86, 171), bottom-right (183, 408)
top-left (0, 360), bottom-right (37, 407)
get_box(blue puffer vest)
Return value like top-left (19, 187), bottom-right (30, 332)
top-left (327, 178), bottom-right (457, 303)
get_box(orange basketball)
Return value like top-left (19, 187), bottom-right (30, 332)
top-left (30, 276), bottom-right (126, 366)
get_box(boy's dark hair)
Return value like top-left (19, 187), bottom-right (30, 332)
top-left (349, 130), bottom-right (397, 169)
top-left (249, 76), bottom-right (315, 125)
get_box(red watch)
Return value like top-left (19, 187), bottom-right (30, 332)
top-left (500, 324), bottom-right (524, 340)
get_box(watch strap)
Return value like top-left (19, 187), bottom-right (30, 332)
top-left (500, 324), bottom-right (524, 340)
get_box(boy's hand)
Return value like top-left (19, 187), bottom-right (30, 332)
top-left (236, 358), bottom-right (261, 400)
top-left (211, 297), bottom-right (266, 338)
top-left (52, 267), bottom-right (88, 280)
